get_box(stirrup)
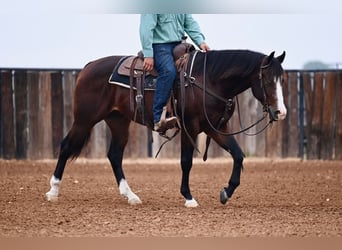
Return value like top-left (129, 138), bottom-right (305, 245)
top-left (154, 116), bottom-right (178, 133)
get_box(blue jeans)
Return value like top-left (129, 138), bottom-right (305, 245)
top-left (152, 42), bottom-right (180, 123)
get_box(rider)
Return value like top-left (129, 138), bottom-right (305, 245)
top-left (139, 14), bottom-right (210, 132)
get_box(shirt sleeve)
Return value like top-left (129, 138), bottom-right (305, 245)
top-left (139, 14), bottom-right (157, 58)
top-left (183, 14), bottom-right (206, 48)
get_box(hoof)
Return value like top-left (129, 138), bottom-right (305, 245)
top-left (185, 198), bottom-right (199, 208)
top-left (45, 192), bottom-right (58, 202)
top-left (220, 189), bottom-right (228, 204)
top-left (128, 196), bottom-right (142, 205)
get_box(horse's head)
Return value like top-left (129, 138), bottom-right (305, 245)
top-left (252, 51), bottom-right (287, 122)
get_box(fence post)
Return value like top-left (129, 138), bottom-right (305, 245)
top-left (62, 71), bottom-right (75, 135)
top-left (14, 70), bottom-right (29, 158)
top-left (309, 73), bottom-right (324, 159)
top-left (51, 71), bottom-right (64, 158)
top-left (335, 72), bottom-right (342, 160)
top-left (321, 72), bottom-right (337, 159)
top-left (1, 71), bottom-right (15, 159)
top-left (0, 71), bottom-right (16, 158)
top-left (27, 71), bottom-right (40, 159)
top-left (285, 71), bottom-right (299, 158)
top-left (298, 72), bottom-right (305, 159)
top-left (38, 72), bottom-right (53, 158)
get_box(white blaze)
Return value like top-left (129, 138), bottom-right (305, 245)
top-left (275, 77), bottom-right (287, 120)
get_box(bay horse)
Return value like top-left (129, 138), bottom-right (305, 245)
top-left (46, 49), bottom-right (287, 207)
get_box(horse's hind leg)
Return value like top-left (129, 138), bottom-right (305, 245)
top-left (105, 112), bottom-right (141, 205)
top-left (46, 123), bottom-right (91, 201)
top-left (210, 134), bottom-right (245, 204)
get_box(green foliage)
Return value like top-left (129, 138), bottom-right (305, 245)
top-left (302, 61), bottom-right (330, 70)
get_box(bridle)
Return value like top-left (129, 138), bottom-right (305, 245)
top-left (189, 52), bottom-right (274, 137)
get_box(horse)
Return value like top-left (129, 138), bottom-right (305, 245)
top-left (45, 49), bottom-right (287, 207)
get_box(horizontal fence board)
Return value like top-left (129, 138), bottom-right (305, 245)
top-left (0, 69), bottom-right (341, 160)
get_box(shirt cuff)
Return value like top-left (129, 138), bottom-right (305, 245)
top-left (143, 49), bottom-right (153, 58)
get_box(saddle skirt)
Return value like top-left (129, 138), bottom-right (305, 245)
top-left (117, 55), bottom-right (158, 77)
top-left (109, 56), bottom-right (158, 90)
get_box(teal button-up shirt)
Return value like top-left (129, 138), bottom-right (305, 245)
top-left (140, 14), bottom-right (206, 58)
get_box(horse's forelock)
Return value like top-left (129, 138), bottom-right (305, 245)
top-left (270, 57), bottom-right (284, 76)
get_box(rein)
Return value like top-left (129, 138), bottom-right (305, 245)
top-left (237, 59), bottom-right (275, 136)
top-left (235, 95), bottom-right (273, 136)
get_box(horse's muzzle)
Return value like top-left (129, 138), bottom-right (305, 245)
top-left (268, 107), bottom-right (287, 122)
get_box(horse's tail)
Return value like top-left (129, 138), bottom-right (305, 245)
top-left (59, 125), bottom-right (92, 161)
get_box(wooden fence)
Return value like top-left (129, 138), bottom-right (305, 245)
top-left (0, 69), bottom-right (341, 160)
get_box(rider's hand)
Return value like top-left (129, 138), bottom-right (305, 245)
top-left (200, 43), bottom-right (210, 52)
top-left (143, 57), bottom-right (154, 72)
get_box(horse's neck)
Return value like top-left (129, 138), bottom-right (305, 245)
top-left (222, 76), bottom-right (258, 99)
top-left (194, 51), bottom-right (261, 98)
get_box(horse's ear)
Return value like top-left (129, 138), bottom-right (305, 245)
top-left (265, 51), bottom-right (275, 65)
top-left (277, 51), bottom-right (286, 64)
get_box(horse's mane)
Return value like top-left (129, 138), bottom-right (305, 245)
top-left (195, 50), bottom-right (265, 80)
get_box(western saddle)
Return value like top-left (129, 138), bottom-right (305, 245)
top-left (117, 42), bottom-right (195, 133)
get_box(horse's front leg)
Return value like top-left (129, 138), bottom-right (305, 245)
top-left (180, 135), bottom-right (199, 207)
top-left (210, 133), bottom-right (245, 204)
top-left (220, 135), bottom-right (245, 204)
